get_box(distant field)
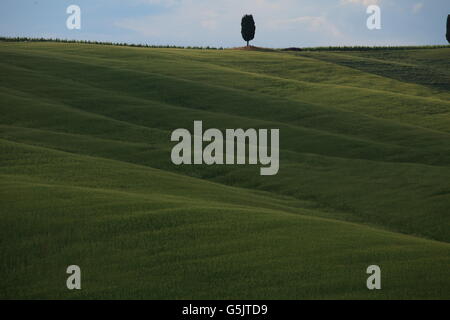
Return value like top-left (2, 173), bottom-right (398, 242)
top-left (0, 42), bottom-right (449, 299)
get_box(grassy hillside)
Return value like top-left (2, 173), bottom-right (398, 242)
top-left (0, 42), bottom-right (449, 299)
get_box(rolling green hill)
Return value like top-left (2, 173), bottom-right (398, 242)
top-left (0, 42), bottom-right (449, 299)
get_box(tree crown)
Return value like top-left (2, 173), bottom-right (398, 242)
top-left (241, 14), bottom-right (256, 44)
top-left (446, 15), bottom-right (450, 43)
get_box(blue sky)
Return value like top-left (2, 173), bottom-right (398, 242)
top-left (0, 0), bottom-right (449, 47)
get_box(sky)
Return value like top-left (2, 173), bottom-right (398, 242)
top-left (0, 0), bottom-right (449, 48)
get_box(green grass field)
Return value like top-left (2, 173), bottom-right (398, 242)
top-left (0, 42), bottom-right (449, 299)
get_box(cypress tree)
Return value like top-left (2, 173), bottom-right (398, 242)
top-left (241, 15), bottom-right (256, 47)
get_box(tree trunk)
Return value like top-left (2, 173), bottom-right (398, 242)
top-left (247, 41), bottom-right (249, 47)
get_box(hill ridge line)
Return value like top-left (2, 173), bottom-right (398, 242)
top-left (3, 172), bottom-right (450, 247)
top-left (5, 51), bottom-right (450, 154)
top-left (25, 47), bottom-right (450, 107)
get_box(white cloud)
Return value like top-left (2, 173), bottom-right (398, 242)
top-left (412, 2), bottom-right (423, 14)
top-left (132, 0), bottom-right (180, 7)
top-left (269, 16), bottom-right (342, 37)
top-left (340, 0), bottom-right (381, 6)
